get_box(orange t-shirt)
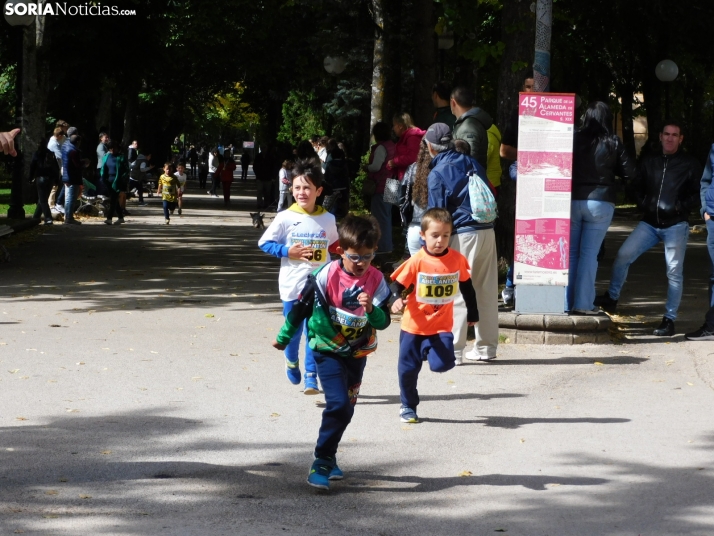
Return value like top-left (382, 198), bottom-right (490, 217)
top-left (390, 247), bottom-right (471, 335)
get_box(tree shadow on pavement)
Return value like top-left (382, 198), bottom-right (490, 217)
top-left (2, 409), bottom-right (713, 535)
top-left (358, 392), bottom-right (526, 405)
top-left (421, 416), bottom-right (631, 428)
top-left (483, 356), bottom-right (648, 365)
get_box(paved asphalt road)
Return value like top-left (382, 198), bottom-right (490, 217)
top-left (1, 178), bottom-right (713, 535)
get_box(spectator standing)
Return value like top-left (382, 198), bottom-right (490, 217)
top-left (175, 161), bottom-right (188, 215)
top-left (62, 134), bottom-right (84, 225)
top-left (128, 140), bottom-right (139, 165)
top-left (240, 150), bottom-right (251, 181)
top-left (47, 126), bottom-right (67, 209)
top-left (100, 140), bottom-right (130, 225)
top-left (253, 149), bottom-right (274, 209)
top-left (595, 122), bottom-right (702, 336)
top-left (30, 138), bottom-right (60, 224)
top-left (207, 148), bottom-right (221, 197)
top-left (277, 159), bottom-right (293, 212)
top-left (188, 145), bottom-right (198, 179)
top-left (402, 141), bottom-right (433, 255)
top-left (386, 112), bottom-right (426, 181)
top-left (425, 123), bottom-right (499, 363)
top-left (431, 82), bottom-right (456, 129)
top-left (567, 102), bottom-right (636, 314)
top-left (450, 86), bottom-right (493, 169)
top-left (366, 122), bottom-right (396, 257)
top-left (685, 142), bottom-right (714, 341)
top-left (95, 132), bottom-right (110, 197)
top-left (221, 153), bottom-right (236, 206)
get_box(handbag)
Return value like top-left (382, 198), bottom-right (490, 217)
top-left (382, 176), bottom-right (401, 205)
top-left (361, 177), bottom-right (376, 197)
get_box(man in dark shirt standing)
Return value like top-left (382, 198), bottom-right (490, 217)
top-left (596, 122), bottom-right (702, 336)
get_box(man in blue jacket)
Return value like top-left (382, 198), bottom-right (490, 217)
top-left (426, 123), bottom-right (499, 363)
top-left (687, 143), bottom-right (714, 340)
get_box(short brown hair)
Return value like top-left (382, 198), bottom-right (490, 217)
top-left (291, 158), bottom-right (323, 188)
top-left (421, 207), bottom-right (453, 233)
top-left (338, 214), bottom-right (381, 251)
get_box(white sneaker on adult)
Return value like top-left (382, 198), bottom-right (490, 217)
top-left (465, 347), bottom-right (497, 362)
top-left (454, 349), bottom-right (463, 366)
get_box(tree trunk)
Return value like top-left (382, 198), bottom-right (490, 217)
top-left (495, 0), bottom-right (535, 265)
top-left (411, 0), bottom-right (436, 129)
top-left (21, 16), bottom-right (51, 204)
top-left (369, 0), bottom-right (387, 128)
top-left (95, 80), bottom-right (114, 136)
top-left (122, 90), bottom-right (139, 146)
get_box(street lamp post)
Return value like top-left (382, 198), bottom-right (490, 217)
top-left (5, 2), bottom-right (35, 220)
top-left (655, 59), bottom-right (678, 120)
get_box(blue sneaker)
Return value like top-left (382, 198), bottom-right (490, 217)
top-left (400, 406), bottom-right (419, 423)
top-left (303, 373), bottom-right (320, 395)
top-left (329, 461), bottom-right (344, 481)
top-left (285, 358), bottom-right (301, 385)
top-left (307, 458), bottom-right (334, 490)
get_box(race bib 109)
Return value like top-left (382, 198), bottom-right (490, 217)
top-left (416, 271), bottom-right (459, 304)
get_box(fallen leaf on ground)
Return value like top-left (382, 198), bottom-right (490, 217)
top-left (8, 369), bottom-right (19, 374)
top-left (519, 438), bottom-right (526, 443)
top-left (205, 314), bottom-right (215, 318)
top-left (79, 494), bottom-right (91, 499)
top-left (150, 351), bottom-right (158, 354)
top-left (458, 471), bottom-right (473, 477)
top-left (101, 450), bottom-right (112, 455)
top-left (16, 417), bottom-right (27, 421)
top-left (594, 362), bottom-right (604, 366)
top-left (45, 490), bottom-right (59, 495)
top-left (270, 413), bottom-right (280, 418)
top-left (687, 382), bottom-right (694, 386)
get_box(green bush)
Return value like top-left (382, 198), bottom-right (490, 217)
top-left (349, 150), bottom-right (371, 214)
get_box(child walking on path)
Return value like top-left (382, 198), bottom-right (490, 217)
top-left (390, 208), bottom-right (479, 423)
top-left (157, 162), bottom-right (181, 224)
top-left (272, 215), bottom-right (391, 490)
top-left (259, 159), bottom-right (339, 394)
top-left (277, 159), bottom-right (293, 212)
top-left (175, 161), bottom-right (188, 215)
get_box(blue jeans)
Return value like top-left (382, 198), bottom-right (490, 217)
top-left (313, 351), bottom-right (366, 459)
top-left (162, 200), bottom-right (177, 219)
top-left (608, 220), bottom-right (689, 320)
top-left (398, 331), bottom-right (455, 409)
top-left (282, 300), bottom-right (316, 375)
top-left (566, 200), bottom-right (615, 311)
top-left (707, 219), bottom-right (714, 308)
top-left (505, 264), bottom-right (514, 288)
top-left (370, 193), bottom-right (393, 254)
top-left (63, 184), bottom-right (77, 221)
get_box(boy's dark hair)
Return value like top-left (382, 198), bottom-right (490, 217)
top-left (338, 214), bottom-right (381, 251)
top-left (291, 158), bottom-right (323, 188)
top-left (432, 81), bottom-right (451, 101)
top-left (453, 139), bottom-right (471, 155)
top-left (421, 207), bottom-right (453, 232)
top-left (99, 132), bottom-right (108, 140)
top-left (450, 86), bottom-right (474, 108)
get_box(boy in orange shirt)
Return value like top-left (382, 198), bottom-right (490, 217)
top-left (390, 208), bottom-right (479, 423)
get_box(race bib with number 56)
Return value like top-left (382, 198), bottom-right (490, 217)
top-left (416, 271), bottom-right (459, 305)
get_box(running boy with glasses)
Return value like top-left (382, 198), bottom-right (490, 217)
top-left (271, 214), bottom-right (391, 490)
top-left (390, 208), bottom-right (479, 423)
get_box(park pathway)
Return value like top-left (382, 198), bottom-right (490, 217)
top-left (1, 178), bottom-right (714, 535)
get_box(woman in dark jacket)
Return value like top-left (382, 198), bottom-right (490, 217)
top-left (567, 101), bottom-right (636, 313)
top-left (31, 138), bottom-right (60, 224)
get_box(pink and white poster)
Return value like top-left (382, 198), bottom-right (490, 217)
top-left (514, 93), bottom-right (576, 286)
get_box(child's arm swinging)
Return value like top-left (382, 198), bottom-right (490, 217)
top-left (271, 277), bottom-right (316, 350)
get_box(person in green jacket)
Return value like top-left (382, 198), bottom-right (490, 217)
top-left (100, 140), bottom-right (130, 225)
top-left (450, 85), bottom-right (494, 169)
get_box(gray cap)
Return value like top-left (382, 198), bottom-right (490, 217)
top-left (424, 123), bottom-right (452, 145)
top-left (66, 126), bottom-right (78, 136)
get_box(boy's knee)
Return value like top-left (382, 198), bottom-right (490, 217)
top-left (429, 360), bottom-right (455, 373)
